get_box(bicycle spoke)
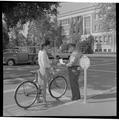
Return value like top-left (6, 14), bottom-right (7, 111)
top-left (49, 76), bottom-right (67, 98)
top-left (14, 81), bottom-right (38, 108)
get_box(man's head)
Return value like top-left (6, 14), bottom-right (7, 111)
top-left (69, 43), bottom-right (76, 52)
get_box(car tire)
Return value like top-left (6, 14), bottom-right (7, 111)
top-left (7, 59), bottom-right (15, 66)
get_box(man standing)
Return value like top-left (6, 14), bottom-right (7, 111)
top-left (66, 44), bottom-right (82, 101)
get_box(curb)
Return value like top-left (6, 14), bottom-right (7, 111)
top-left (86, 54), bottom-right (116, 57)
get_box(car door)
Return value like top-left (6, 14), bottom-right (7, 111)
top-left (17, 50), bottom-right (28, 63)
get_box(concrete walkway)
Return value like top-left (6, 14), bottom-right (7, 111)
top-left (26, 98), bottom-right (116, 116)
top-left (3, 88), bottom-right (116, 116)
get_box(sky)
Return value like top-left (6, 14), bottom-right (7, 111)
top-left (57, 2), bottom-right (96, 15)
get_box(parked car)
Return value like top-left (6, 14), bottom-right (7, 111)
top-left (3, 47), bottom-right (55, 66)
top-left (55, 52), bottom-right (70, 59)
top-left (3, 48), bottom-right (37, 66)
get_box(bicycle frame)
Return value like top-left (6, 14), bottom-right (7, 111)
top-left (14, 67), bottom-right (68, 109)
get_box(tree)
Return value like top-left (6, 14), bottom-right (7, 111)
top-left (2, 2), bottom-right (59, 49)
top-left (26, 15), bottom-right (63, 48)
top-left (48, 22), bottom-right (64, 48)
top-left (8, 21), bottom-right (27, 48)
top-left (69, 16), bottom-right (83, 44)
top-left (3, 27), bottom-right (9, 49)
top-left (87, 35), bottom-right (94, 52)
top-left (77, 35), bottom-right (94, 54)
top-left (96, 3), bottom-right (116, 31)
top-left (2, 13), bottom-right (9, 49)
top-left (2, 2), bottom-right (59, 28)
top-left (56, 24), bottom-right (64, 47)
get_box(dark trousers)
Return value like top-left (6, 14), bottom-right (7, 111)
top-left (68, 66), bottom-right (81, 100)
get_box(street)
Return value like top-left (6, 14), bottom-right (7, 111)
top-left (3, 56), bottom-right (116, 116)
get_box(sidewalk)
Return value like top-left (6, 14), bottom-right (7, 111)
top-left (30, 99), bottom-right (116, 116)
top-left (3, 87), bottom-right (116, 116)
top-left (26, 98), bottom-right (116, 116)
top-left (4, 97), bottom-right (116, 116)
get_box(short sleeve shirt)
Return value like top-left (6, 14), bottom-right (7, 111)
top-left (69, 51), bottom-right (82, 66)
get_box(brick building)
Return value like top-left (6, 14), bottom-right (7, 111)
top-left (58, 4), bottom-right (116, 53)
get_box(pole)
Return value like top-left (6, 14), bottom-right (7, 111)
top-left (84, 68), bottom-right (87, 104)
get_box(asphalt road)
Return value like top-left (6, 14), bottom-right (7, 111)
top-left (3, 56), bottom-right (116, 116)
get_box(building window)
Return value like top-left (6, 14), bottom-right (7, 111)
top-left (104, 35), bottom-right (107, 43)
top-left (61, 19), bottom-right (69, 25)
top-left (102, 35), bottom-right (105, 43)
top-left (95, 49), bottom-right (98, 52)
top-left (99, 49), bottom-right (102, 52)
top-left (98, 14), bottom-right (103, 19)
top-left (67, 18), bottom-right (70, 24)
top-left (99, 24), bottom-right (102, 31)
top-left (72, 17), bottom-right (76, 23)
top-left (84, 16), bottom-right (91, 34)
top-left (77, 16), bottom-right (80, 21)
top-left (94, 13), bottom-right (98, 20)
top-left (94, 24), bottom-right (98, 32)
top-left (108, 49), bottom-right (111, 52)
top-left (95, 36), bottom-right (97, 42)
top-left (95, 36), bottom-right (99, 42)
top-left (108, 35), bottom-right (112, 43)
top-left (104, 49), bottom-right (107, 52)
top-left (99, 36), bottom-right (102, 42)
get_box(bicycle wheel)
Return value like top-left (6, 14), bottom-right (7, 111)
top-left (14, 81), bottom-right (38, 109)
top-left (49, 76), bottom-right (67, 99)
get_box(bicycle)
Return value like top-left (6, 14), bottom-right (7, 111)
top-left (14, 66), bottom-right (68, 109)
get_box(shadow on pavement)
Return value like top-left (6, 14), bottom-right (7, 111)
top-left (26, 99), bottom-right (71, 111)
top-left (87, 92), bottom-right (116, 103)
top-left (90, 92), bottom-right (116, 99)
top-left (4, 74), bottom-right (33, 80)
top-left (88, 99), bottom-right (116, 103)
top-left (5, 79), bottom-right (22, 84)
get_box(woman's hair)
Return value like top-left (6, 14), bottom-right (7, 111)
top-left (41, 40), bottom-right (50, 50)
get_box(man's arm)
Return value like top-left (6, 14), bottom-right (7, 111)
top-left (66, 53), bottom-right (76, 67)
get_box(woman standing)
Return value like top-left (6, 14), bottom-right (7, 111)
top-left (38, 41), bottom-right (51, 105)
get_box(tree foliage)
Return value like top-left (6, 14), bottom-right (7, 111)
top-left (2, 2), bottom-right (59, 28)
top-left (27, 16), bottom-right (64, 48)
top-left (97, 3), bottom-right (116, 31)
top-left (48, 22), bottom-right (64, 48)
top-left (3, 28), bottom-right (9, 49)
top-left (2, 13), bottom-right (9, 49)
top-left (69, 16), bottom-right (83, 44)
top-left (8, 21), bottom-right (27, 48)
top-left (2, 2), bottom-right (59, 49)
top-left (79, 35), bottom-right (94, 54)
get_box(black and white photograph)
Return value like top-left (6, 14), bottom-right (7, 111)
top-left (2, 0), bottom-right (117, 117)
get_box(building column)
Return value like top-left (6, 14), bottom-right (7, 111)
top-left (111, 30), bottom-right (116, 52)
